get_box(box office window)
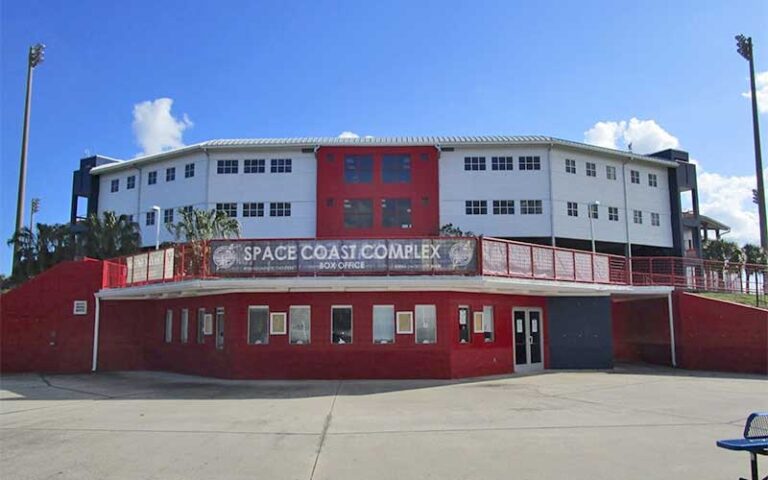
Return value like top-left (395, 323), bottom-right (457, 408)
top-left (164, 310), bottom-right (173, 343)
top-left (415, 305), bottom-right (437, 344)
top-left (372, 305), bottom-right (395, 344)
top-left (344, 155), bottom-right (373, 183)
top-left (344, 199), bottom-right (373, 229)
top-left (458, 306), bottom-right (470, 343)
top-left (247, 306), bottom-right (269, 345)
top-left (197, 308), bottom-right (205, 343)
top-left (332, 306), bottom-right (353, 344)
top-left (382, 154), bottom-right (411, 183)
top-left (180, 309), bottom-right (189, 344)
top-left (482, 306), bottom-right (495, 342)
top-left (289, 306), bottom-right (311, 344)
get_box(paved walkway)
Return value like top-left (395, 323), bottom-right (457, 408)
top-left (1, 366), bottom-right (765, 479)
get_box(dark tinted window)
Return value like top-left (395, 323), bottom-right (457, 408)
top-left (344, 155), bottom-right (373, 183)
top-left (344, 199), bottom-right (373, 229)
top-left (382, 154), bottom-right (411, 183)
top-left (382, 198), bottom-right (412, 228)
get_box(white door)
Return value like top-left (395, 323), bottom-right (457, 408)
top-left (512, 308), bottom-right (544, 373)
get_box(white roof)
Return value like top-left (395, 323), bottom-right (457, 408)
top-left (89, 135), bottom-right (679, 174)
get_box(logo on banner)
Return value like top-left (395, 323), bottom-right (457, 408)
top-left (212, 244), bottom-right (238, 269)
top-left (449, 240), bottom-right (474, 267)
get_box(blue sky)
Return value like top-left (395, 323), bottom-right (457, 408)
top-left (1, 0), bottom-right (766, 274)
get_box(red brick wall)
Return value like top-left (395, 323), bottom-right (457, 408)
top-left (611, 297), bottom-right (672, 366)
top-left (0, 259), bottom-right (104, 373)
top-left (676, 293), bottom-right (767, 375)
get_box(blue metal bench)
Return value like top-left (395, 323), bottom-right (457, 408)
top-left (717, 412), bottom-right (768, 480)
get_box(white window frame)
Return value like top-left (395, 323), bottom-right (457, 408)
top-left (651, 212), bottom-right (661, 226)
top-left (372, 305), bottom-right (395, 344)
top-left (482, 305), bottom-right (495, 342)
top-left (396, 311), bottom-right (414, 334)
top-left (164, 309), bottom-right (173, 343)
top-left (606, 165), bottom-right (617, 180)
top-left (414, 304), bottom-right (437, 344)
top-left (247, 305), bottom-right (270, 345)
top-left (565, 158), bottom-right (576, 174)
top-left (567, 201), bottom-right (579, 217)
top-left (630, 170), bottom-right (640, 184)
top-left (270, 312), bottom-right (287, 335)
top-left (331, 305), bottom-right (353, 344)
top-left (180, 309), bottom-right (189, 344)
top-left (472, 311), bottom-right (484, 333)
top-left (648, 173), bottom-right (658, 187)
top-left (289, 305), bottom-right (311, 345)
top-left (608, 207), bottom-right (619, 222)
top-left (586, 162), bottom-right (597, 177)
top-left (634, 210), bottom-right (643, 224)
top-left (203, 313), bottom-right (214, 335)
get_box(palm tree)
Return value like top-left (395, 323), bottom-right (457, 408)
top-left (82, 211), bottom-right (141, 259)
top-left (167, 208), bottom-right (241, 276)
top-left (6, 223), bottom-right (75, 284)
top-left (742, 244), bottom-right (768, 294)
top-left (702, 239), bottom-right (745, 291)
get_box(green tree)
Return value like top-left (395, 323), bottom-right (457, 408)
top-left (167, 208), bottom-right (241, 276)
top-left (6, 223), bottom-right (75, 285)
top-left (82, 211), bottom-right (142, 259)
top-left (742, 244), bottom-right (768, 294)
top-left (439, 223), bottom-right (475, 237)
top-left (702, 239), bottom-right (744, 263)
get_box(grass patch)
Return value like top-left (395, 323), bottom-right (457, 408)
top-left (697, 292), bottom-right (767, 309)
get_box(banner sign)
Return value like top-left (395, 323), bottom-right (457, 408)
top-left (125, 248), bottom-right (175, 284)
top-left (208, 238), bottom-right (477, 275)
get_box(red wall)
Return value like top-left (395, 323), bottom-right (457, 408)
top-left (612, 293), bottom-right (768, 375)
top-left (0, 259), bottom-right (105, 373)
top-left (676, 293), bottom-right (767, 375)
top-left (98, 291), bottom-right (548, 379)
top-left (315, 146), bottom-right (440, 238)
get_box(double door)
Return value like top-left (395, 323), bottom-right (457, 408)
top-left (513, 308), bottom-right (543, 373)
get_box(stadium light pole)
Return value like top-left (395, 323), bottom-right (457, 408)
top-left (12, 43), bottom-right (45, 274)
top-left (736, 34), bottom-right (767, 250)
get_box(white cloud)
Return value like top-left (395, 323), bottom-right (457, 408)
top-left (584, 118), bottom-right (763, 245)
top-left (338, 131), bottom-right (360, 139)
top-left (132, 98), bottom-right (193, 156)
top-left (697, 168), bottom-right (766, 245)
top-left (584, 118), bottom-right (679, 154)
top-left (741, 71), bottom-right (768, 114)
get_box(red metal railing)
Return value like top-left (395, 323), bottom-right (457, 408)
top-left (480, 237), bottom-right (629, 285)
top-left (631, 256), bottom-right (767, 294)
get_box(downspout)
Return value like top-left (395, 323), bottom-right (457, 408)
top-left (91, 293), bottom-right (101, 372)
top-left (547, 142), bottom-right (555, 246)
top-left (667, 291), bottom-right (677, 367)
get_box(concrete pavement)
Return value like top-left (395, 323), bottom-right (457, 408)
top-left (1, 366), bottom-right (765, 479)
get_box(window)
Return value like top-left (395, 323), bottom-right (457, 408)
top-left (482, 306), bottom-right (494, 342)
top-left (492, 200), bottom-right (514, 215)
top-left (634, 210), bottom-right (643, 224)
top-left (270, 312), bottom-right (287, 335)
top-left (127, 214), bottom-right (134, 223)
top-left (216, 203), bottom-right (237, 217)
top-left (148, 171), bottom-right (157, 185)
top-left (458, 306), bottom-right (470, 343)
top-left (589, 203), bottom-right (599, 219)
top-left (648, 173), bottom-right (658, 187)
top-left (473, 312), bottom-right (484, 333)
top-left (414, 305), bottom-right (437, 344)
top-left (270, 158), bottom-right (292, 173)
top-left (372, 305), bottom-right (395, 344)
top-left (165, 310), bottom-right (173, 343)
top-left (465, 200), bottom-right (487, 215)
top-left (382, 198), bottom-right (412, 228)
top-left (332, 306), bottom-right (352, 344)
top-left (518, 156), bottom-right (541, 170)
top-left (166, 167), bottom-right (175, 182)
top-left (181, 205), bottom-right (193, 214)
top-left (343, 155), bottom-right (373, 183)
top-left (248, 306), bottom-right (269, 345)
top-left (491, 156), bottom-right (514, 171)
top-left (651, 212), bottom-right (660, 226)
top-left (567, 201), bottom-right (579, 217)
top-left (289, 306), bottom-right (311, 344)
top-left (197, 308), bottom-right (205, 343)
top-left (217, 159), bottom-right (238, 174)
top-left (146, 210), bottom-right (156, 226)
top-left (382, 154), bottom-right (411, 183)
top-left (127, 175), bottom-right (135, 189)
top-left (630, 170), bottom-right (640, 184)
top-left (243, 202), bottom-right (264, 217)
top-left (215, 307), bottom-right (225, 350)
top-left (565, 159), bottom-right (576, 174)
top-left (609, 207), bottom-right (619, 221)
top-left (110, 179), bottom-right (119, 192)
top-left (180, 309), bottom-right (189, 344)
top-left (586, 162), bottom-right (597, 177)
top-left (606, 165), bottom-right (617, 180)
top-left (464, 156), bottom-right (486, 171)
top-left (520, 200), bottom-right (543, 215)
top-left (163, 208), bottom-right (174, 224)
top-left (244, 159), bottom-right (266, 174)
top-left (343, 199), bottom-right (373, 228)
top-left (185, 163), bottom-right (195, 178)
top-left (396, 311), bottom-right (414, 334)
top-left (270, 202), bottom-right (291, 217)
